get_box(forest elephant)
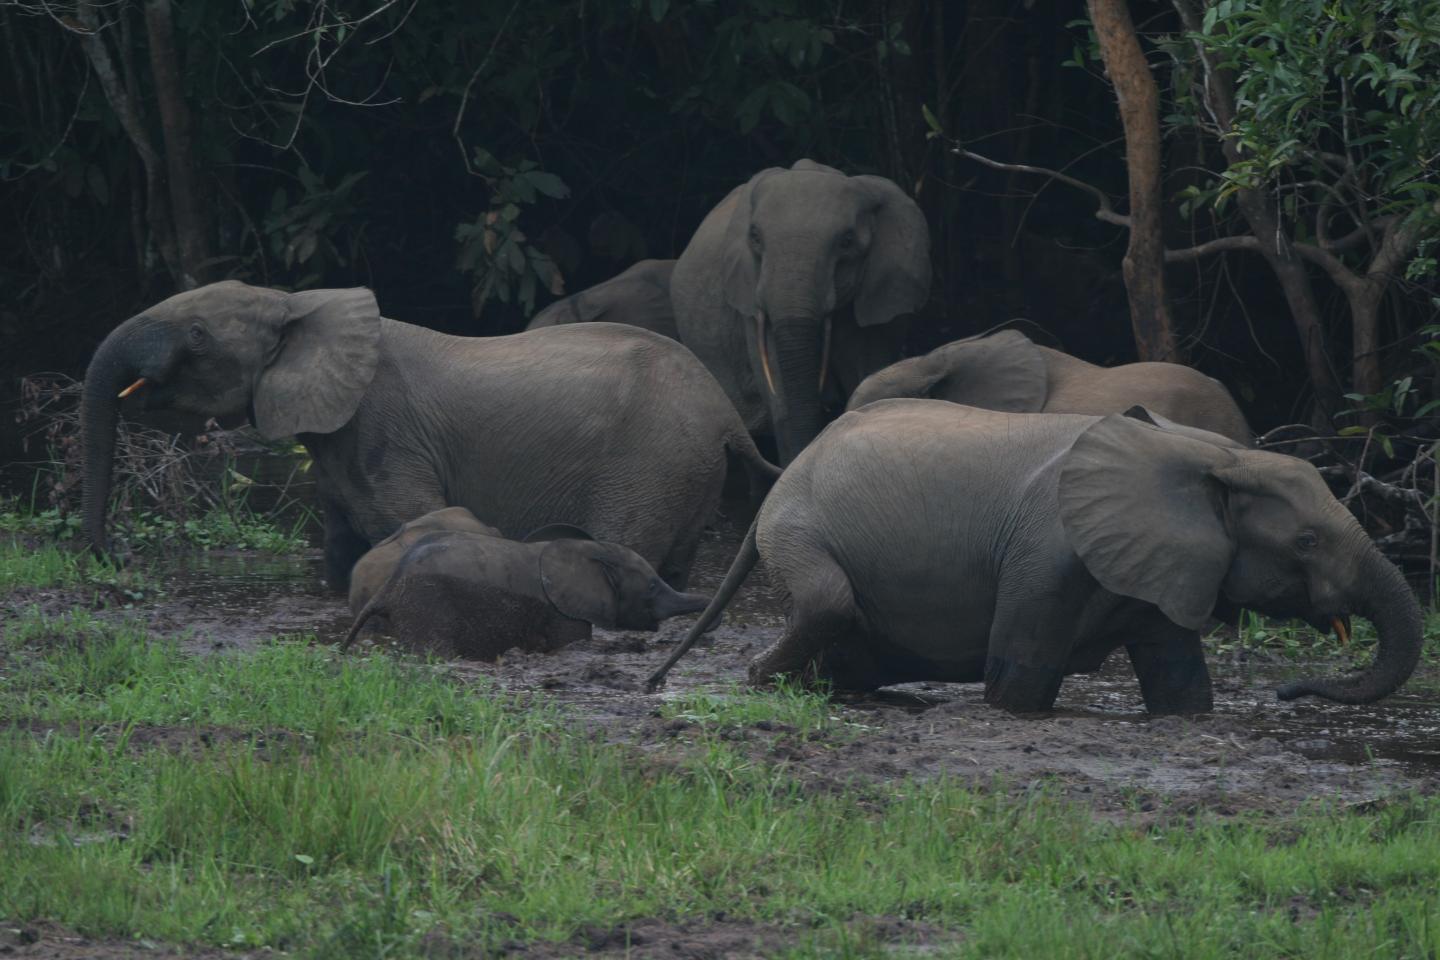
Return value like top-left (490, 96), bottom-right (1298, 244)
top-left (348, 506), bottom-right (500, 619)
top-left (81, 281), bottom-right (779, 591)
top-left (344, 521), bottom-right (709, 660)
top-left (670, 159), bottom-right (932, 464)
top-left (846, 329), bottom-right (1253, 444)
top-left (648, 402), bottom-right (1420, 715)
top-left (526, 259), bottom-right (678, 340)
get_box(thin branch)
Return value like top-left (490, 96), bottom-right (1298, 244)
top-left (953, 146), bottom-right (1131, 227)
top-left (453, 0), bottom-right (522, 176)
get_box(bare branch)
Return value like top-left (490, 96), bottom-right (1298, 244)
top-left (953, 146), bottom-right (1131, 227)
top-left (454, 0), bottom-right (522, 176)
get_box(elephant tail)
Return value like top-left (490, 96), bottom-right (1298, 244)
top-left (727, 432), bottom-right (783, 500)
top-left (342, 578), bottom-right (395, 651)
top-left (645, 517), bottom-right (760, 691)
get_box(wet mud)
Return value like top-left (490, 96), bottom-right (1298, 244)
top-left (8, 500), bottom-right (1440, 818)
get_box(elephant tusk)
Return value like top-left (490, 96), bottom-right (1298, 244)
top-left (117, 377), bottom-right (148, 399)
top-left (1332, 616), bottom-right (1350, 646)
top-left (817, 314), bottom-right (833, 393)
top-left (756, 312), bottom-right (777, 396)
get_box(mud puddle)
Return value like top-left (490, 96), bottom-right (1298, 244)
top-left (10, 500), bottom-right (1440, 816)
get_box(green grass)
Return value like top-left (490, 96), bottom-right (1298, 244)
top-left (5, 614), bottom-right (1440, 957)
top-left (0, 538), bottom-right (146, 596)
top-left (1206, 607), bottom-right (1440, 665)
top-left (0, 501), bottom-right (308, 555)
top-left (658, 679), bottom-right (851, 738)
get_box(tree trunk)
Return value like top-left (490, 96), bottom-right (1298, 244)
top-left (1087, 0), bottom-right (1180, 363)
top-left (144, 0), bottom-right (210, 288)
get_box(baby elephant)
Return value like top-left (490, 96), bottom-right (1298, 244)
top-left (343, 520), bottom-right (710, 660)
top-left (348, 506), bottom-right (501, 622)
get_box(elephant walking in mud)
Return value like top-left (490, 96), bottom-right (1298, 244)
top-left (846, 330), bottom-right (1253, 445)
top-left (81, 281), bottom-right (779, 591)
top-left (343, 521), bottom-right (709, 660)
top-left (671, 159), bottom-right (931, 464)
top-left (648, 402), bottom-right (1421, 714)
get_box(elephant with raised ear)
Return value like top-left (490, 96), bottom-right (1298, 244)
top-left (670, 159), bottom-right (931, 464)
top-left (343, 522), bottom-right (710, 660)
top-left (846, 329), bottom-right (1253, 445)
top-left (82, 280), bottom-right (780, 591)
top-left (526, 259), bottom-right (678, 341)
top-left (649, 402), bottom-right (1421, 714)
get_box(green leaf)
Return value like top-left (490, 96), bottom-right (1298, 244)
top-left (921, 103), bottom-right (944, 136)
top-left (523, 170), bottom-right (570, 199)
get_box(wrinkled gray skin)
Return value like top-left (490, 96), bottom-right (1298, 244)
top-left (649, 402), bottom-right (1421, 714)
top-left (671, 159), bottom-right (931, 464)
top-left (343, 524), bottom-right (710, 660)
top-left (847, 329), bottom-right (1253, 445)
top-left (81, 281), bottom-right (780, 591)
top-left (348, 506), bottom-right (500, 619)
top-left (526, 259), bottom-right (678, 340)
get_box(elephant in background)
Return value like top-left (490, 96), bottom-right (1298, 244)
top-left (526, 259), bottom-right (678, 341)
top-left (671, 159), bottom-right (931, 464)
top-left (846, 329), bottom-right (1253, 445)
top-left (649, 402), bottom-right (1420, 715)
top-left (343, 522), bottom-right (710, 660)
top-left (82, 281), bottom-right (780, 591)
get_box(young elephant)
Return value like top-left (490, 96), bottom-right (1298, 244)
top-left (648, 401), bottom-right (1421, 714)
top-left (347, 507), bottom-right (500, 622)
top-left (344, 525), bottom-right (710, 660)
top-left (846, 329), bottom-right (1252, 445)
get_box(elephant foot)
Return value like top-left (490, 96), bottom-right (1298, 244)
top-left (1126, 630), bottom-right (1214, 715)
top-left (983, 656), bottom-right (1063, 715)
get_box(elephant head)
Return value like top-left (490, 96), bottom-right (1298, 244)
top-left (723, 160), bottom-right (930, 463)
top-left (1059, 413), bottom-right (1422, 704)
top-left (537, 536), bottom-right (710, 630)
top-left (82, 280), bottom-right (382, 556)
top-left (846, 329), bottom-right (1048, 413)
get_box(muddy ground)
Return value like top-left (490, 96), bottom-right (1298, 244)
top-left (7, 501), bottom-right (1440, 825)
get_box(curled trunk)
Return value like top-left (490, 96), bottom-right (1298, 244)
top-left (1277, 552), bottom-right (1423, 704)
top-left (770, 319), bottom-right (826, 465)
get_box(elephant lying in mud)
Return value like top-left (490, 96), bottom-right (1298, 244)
top-left (526, 259), bottom-right (679, 341)
top-left (846, 330), bottom-right (1252, 445)
top-left (82, 281), bottom-right (779, 591)
top-left (348, 507), bottom-right (499, 621)
top-left (343, 520), bottom-right (709, 660)
top-left (648, 402), bottom-right (1421, 714)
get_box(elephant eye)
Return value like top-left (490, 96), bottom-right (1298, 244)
top-left (1295, 531), bottom-right (1319, 552)
top-left (837, 229), bottom-right (857, 251)
top-left (748, 225), bottom-right (762, 248)
top-left (187, 322), bottom-right (207, 350)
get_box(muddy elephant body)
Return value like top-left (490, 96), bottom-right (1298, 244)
top-left (526, 259), bottom-right (678, 340)
top-left (671, 159), bottom-right (931, 464)
top-left (82, 282), bottom-right (778, 590)
top-left (347, 507), bottom-right (500, 619)
top-left (650, 401), bottom-right (1420, 714)
top-left (847, 330), bottom-right (1252, 445)
top-left (344, 525), bottom-right (709, 660)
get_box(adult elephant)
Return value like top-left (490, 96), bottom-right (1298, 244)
top-left (648, 402), bottom-right (1421, 714)
top-left (670, 159), bottom-right (931, 464)
top-left (846, 329), bottom-right (1253, 444)
top-left (526, 259), bottom-right (678, 340)
top-left (81, 281), bottom-right (778, 590)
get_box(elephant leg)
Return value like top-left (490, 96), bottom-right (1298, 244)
top-left (747, 555), bottom-right (862, 689)
top-left (657, 461), bottom-right (725, 591)
top-left (321, 498), bottom-right (371, 593)
top-left (984, 567), bottom-right (1093, 713)
top-left (1125, 617), bottom-right (1213, 715)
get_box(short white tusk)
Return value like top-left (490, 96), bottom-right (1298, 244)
top-left (817, 314), bottom-right (833, 392)
top-left (756, 312), bottom-right (777, 396)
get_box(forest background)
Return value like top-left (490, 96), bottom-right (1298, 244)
top-left (1, 0), bottom-right (1437, 449)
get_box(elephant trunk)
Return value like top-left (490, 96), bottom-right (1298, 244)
top-left (654, 585), bottom-right (711, 622)
top-left (1277, 550), bottom-right (1423, 704)
top-left (769, 317), bottom-right (827, 465)
top-left (80, 317), bottom-right (169, 556)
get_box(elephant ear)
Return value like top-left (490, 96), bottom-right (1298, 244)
top-left (524, 523), bottom-right (595, 543)
top-left (253, 288), bottom-right (381, 440)
top-left (538, 539), bottom-right (619, 627)
top-left (720, 168), bottom-right (787, 318)
top-left (1059, 413), bottom-right (1241, 629)
top-left (925, 330), bottom-right (1047, 412)
top-left (852, 175), bottom-right (931, 328)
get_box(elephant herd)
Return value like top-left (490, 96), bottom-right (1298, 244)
top-left (81, 160), bottom-right (1423, 716)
